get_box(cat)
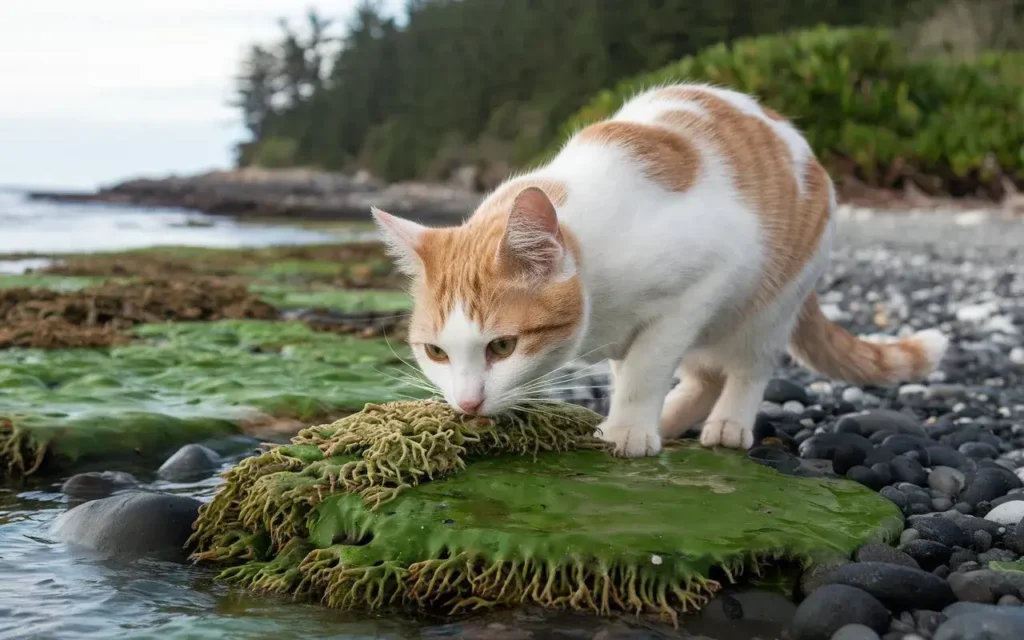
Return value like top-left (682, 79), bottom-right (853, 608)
top-left (371, 82), bottom-right (948, 458)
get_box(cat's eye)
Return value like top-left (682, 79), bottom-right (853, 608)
top-left (487, 337), bottom-right (518, 359)
top-left (423, 344), bottom-right (449, 362)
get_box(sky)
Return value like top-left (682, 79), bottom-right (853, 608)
top-left (0, 1), bottom-right (404, 190)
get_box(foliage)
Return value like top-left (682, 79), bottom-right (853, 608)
top-left (250, 136), bottom-right (299, 169)
top-left (549, 27), bottom-right (1024, 197)
top-left (232, 0), bottom-right (940, 183)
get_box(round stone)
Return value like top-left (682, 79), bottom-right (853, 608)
top-left (984, 501), bottom-right (1024, 526)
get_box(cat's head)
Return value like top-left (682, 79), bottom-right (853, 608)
top-left (372, 186), bottom-right (584, 416)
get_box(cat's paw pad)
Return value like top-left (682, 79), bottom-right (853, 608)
top-left (700, 419), bottom-right (753, 450)
top-left (595, 420), bottom-right (662, 458)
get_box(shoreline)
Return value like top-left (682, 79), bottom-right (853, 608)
top-left (25, 167), bottom-right (483, 226)
top-left (25, 167), bottom-right (1022, 226)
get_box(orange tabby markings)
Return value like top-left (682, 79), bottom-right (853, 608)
top-left (653, 86), bottom-right (830, 309)
top-left (577, 121), bottom-right (701, 192)
top-left (408, 179), bottom-right (582, 353)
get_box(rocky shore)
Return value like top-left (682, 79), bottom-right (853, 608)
top-left (38, 206), bottom-right (1024, 640)
top-left (27, 167), bottom-right (1024, 226)
top-left (27, 167), bottom-right (484, 224)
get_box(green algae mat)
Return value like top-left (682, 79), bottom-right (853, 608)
top-left (190, 401), bottom-right (902, 623)
top-left (0, 321), bottom-right (426, 477)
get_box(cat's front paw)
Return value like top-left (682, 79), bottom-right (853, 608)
top-left (595, 419), bottom-right (662, 458)
top-left (700, 419), bottom-right (753, 450)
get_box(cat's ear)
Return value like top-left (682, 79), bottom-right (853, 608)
top-left (371, 207), bottom-right (427, 276)
top-left (497, 187), bottom-right (569, 283)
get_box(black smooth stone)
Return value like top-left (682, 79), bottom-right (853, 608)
top-left (752, 415), bottom-right (776, 443)
top-left (961, 468), bottom-right (1024, 507)
top-left (795, 429), bottom-right (815, 445)
top-left (836, 401), bottom-right (859, 417)
top-left (764, 379), bottom-right (811, 405)
top-left (880, 486), bottom-right (911, 511)
top-left (834, 444), bottom-right (868, 476)
top-left (973, 530), bottom-right (993, 553)
top-left (61, 471), bottom-right (139, 503)
top-left (863, 448), bottom-right (898, 467)
top-left (914, 516), bottom-right (971, 548)
top-left (890, 456), bottom-right (928, 487)
top-left (51, 492), bottom-right (201, 562)
top-left (899, 540), bottom-right (952, 571)
top-left (848, 467), bottom-right (886, 492)
top-left (924, 446), bottom-right (976, 473)
top-left (837, 410), bottom-right (927, 437)
top-left (949, 548), bottom-right (979, 572)
top-left (813, 562), bottom-right (956, 612)
top-left (854, 543), bottom-right (921, 570)
top-left (789, 585), bottom-right (890, 640)
top-left (946, 428), bottom-right (1002, 451)
top-left (747, 446), bottom-right (801, 475)
top-left (933, 513), bottom-right (1004, 539)
top-left (869, 431), bottom-right (898, 446)
top-left (870, 463), bottom-right (893, 486)
top-left (927, 416), bottom-right (960, 438)
top-left (802, 407), bottom-right (828, 422)
top-left (960, 442), bottom-right (1000, 460)
top-left (990, 494), bottom-right (1024, 508)
top-left (800, 433), bottom-right (874, 461)
top-left (880, 434), bottom-right (934, 458)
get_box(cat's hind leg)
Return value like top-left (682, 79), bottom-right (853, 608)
top-left (699, 363), bottom-right (771, 450)
top-left (659, 364), bottom-right (724, 440)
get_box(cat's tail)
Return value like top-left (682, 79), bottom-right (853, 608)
top-left (788, 292), bottom-right (948, 386)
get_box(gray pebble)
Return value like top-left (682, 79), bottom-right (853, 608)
top-left (843, 388), bottom-right (866, 404)
top-left (973, 530), bottom-right (993, 553)
top-left (929, 467), bottom-right (967, 497)
top-left (933, 610), bottom-right (1024, 640)
top-left (157, 443), bottom-right (222, 482)
top-left (784, 400), bottom-right (806, 414)
top-left (901, 529), bottom-right (921, 545)
top-left (830, 624), bottom-right (882, 640)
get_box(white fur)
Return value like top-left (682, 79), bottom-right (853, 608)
top-left (413, 301), bottom-right (575, 416)
top-left (383, 84), bottom-right (934, 457)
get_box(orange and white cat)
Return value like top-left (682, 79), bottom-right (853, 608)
top-left (371, 83), bottom-right (948, 458)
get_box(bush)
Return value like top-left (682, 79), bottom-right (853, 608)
top-left (546, 27), bottom-right (1024, 198)
top-left (250, 136), bottom-right (299, 169)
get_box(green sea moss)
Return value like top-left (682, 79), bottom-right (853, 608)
top-left (190, 400), bottom-right (903, 624)
top-left (0, 321), bottom-right (425, 477)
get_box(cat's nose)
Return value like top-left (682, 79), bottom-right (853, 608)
top-left (456, 397), bottom-right (484, 415)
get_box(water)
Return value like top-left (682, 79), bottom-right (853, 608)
top-left (0, 470), bottom-right (419, 640)
top-left (0, 190), bottom-right (375, 257)
top-left (0, 192), bottom-right (733, 639)
top-left (0, 192), bottom-right (420, 639)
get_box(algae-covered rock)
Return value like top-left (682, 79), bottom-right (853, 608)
top-left (0, 320), bottom-right (424, 478)
top-left (190, 400), bottom-right (902, 623)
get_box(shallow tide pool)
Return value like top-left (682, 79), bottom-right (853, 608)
top-left (0, 469), bottom-right (424, 640)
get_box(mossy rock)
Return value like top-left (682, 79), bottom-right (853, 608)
top-left (191, 401), bottom-right (902, 623)
top-left (0, 320), bottom-right (426, 477)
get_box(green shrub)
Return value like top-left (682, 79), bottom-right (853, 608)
top-left (546, 27), bottom-right (1024, 198)
top-left (251, 136), bottom-right (299, 169)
